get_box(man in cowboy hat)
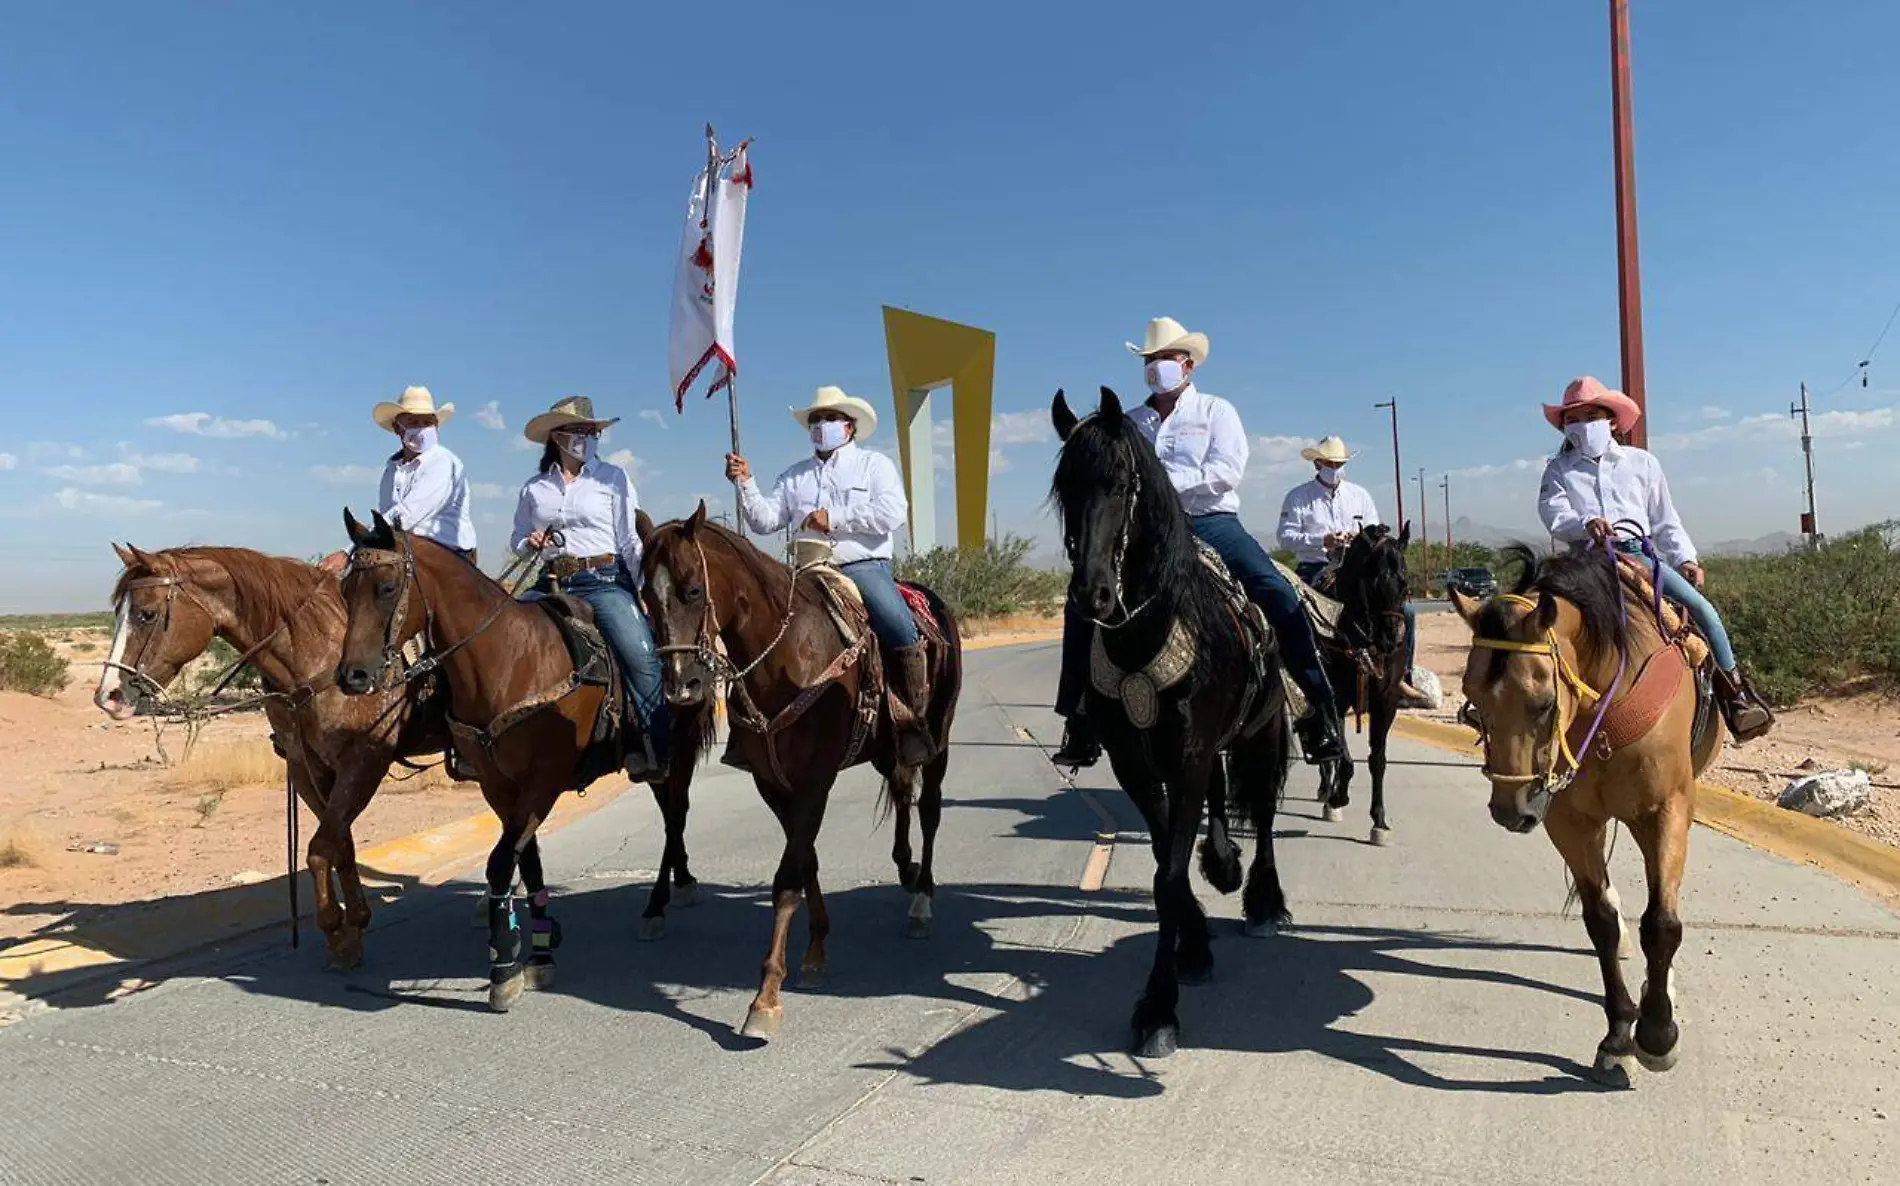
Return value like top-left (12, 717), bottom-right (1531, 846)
top-left (725, 386), bottom-right (936, 767)
top-left (319, 385), bottom-right (475, 574)
top-left (1050, 317), bottom-right (1347, 768)
top-left (1278, 434), bottom-right (1424, 701)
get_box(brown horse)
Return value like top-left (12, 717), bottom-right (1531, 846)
top-left (334, 510), bottom-right (710, 1012)
top-left (641, 505), bottom-right (962, 1041)
top-left (94, 544), bottom-right (451, 969)
top-left (1453, 543), bottom-right (1721, 1084)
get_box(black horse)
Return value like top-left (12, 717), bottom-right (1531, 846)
top-left (1314, 524), bottom-right (1412, 845)
top-left (1050, 386), bottom-right (1293, 1058)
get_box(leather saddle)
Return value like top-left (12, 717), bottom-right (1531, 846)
top-left (529, 592), bottom-right (635, 788)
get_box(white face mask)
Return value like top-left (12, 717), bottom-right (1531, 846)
top-left (1565, 418), bottom-right (1614, 459)
top-left (810, 419), bottom-right (850, 452)
top-left (554, 431), bottom-right (594, 463)
top-left (1144, 358), bottom-right (1186, 396)
top-left (1316, 466), bottom-right (1342, 488)
top-left (400, 425), bottom-right (437, 455)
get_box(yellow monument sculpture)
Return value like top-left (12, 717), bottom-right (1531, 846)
top-left (881, 306), bottom-right (995, 553)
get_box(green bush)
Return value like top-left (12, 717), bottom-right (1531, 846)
top-left (1702, 523), bottom-right (1900, 705)
top-left (897, 535), bottom-right (1068, 622)
top-left (187, 636), bottom-right (263, 697)
top-left (0, 631), bottom-right (71, 697)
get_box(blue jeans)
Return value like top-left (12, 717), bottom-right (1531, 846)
top-left (1600, 542), bottom-right (1739, 673)
top-left (840, 560), bottom-right (919, 653)
top-left (536, 564), bottom-right (669, 755)
top-left (1295, 559), bottom-right (1417, 678)
top-left (1189, 513), bottom-right (1336, 707)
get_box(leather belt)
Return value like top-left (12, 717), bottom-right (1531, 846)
top-left (545, 553), bottom-right (617, 580)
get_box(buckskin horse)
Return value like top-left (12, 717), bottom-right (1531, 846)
top-left (334, 510), bottom-right (710, 1012)
top-left (1453, 542), bottom-right (1721, 1084)
top-left (1313, 523), bottom-right (1413, 844)
top-left (1050, 387), bottom-right (1294, 1058)
top-left (641, 504), bottom-right (962, 1041)
top-left (94, 544), bottom-right (453, 970)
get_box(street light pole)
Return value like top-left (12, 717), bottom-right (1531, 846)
top-left (1611, 0), bottom-right (1649, 446)
top-left (1791, 381), bottom-right (1819, 547)
top-left (1415, 467), bottom-right (1430, 593)
top-left (1440, 474), bottom-right (1452, 562)
top-left (1375, 398), bottom-right (1404, 530)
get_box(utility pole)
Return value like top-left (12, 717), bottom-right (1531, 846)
top-left (1611, 0), bottom-right (1649, 446)
top-left (1440, 474), bottom-right (1452, 563)
top-left (1415, 467), bottom-right (1430, 594)
top-left (1792, 381), bottom-right (1819, 548)
top-left (1374, 398), bottom-right (1404, 530)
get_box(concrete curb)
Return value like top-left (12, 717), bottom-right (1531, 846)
top-left (1389, 715), bottom-right (1900, 909)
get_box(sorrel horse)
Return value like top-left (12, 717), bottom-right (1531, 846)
top-left (94, 544), bottom-right (451, 969)
top-left (335, 510), bottom-right (710, 1012)
top-left (1315, 523), bottom-right (1412, 844)
top-left (641, 505), bottom-right (962, 1041)
top-left (1050, 388), bottom-right (1293, 1058)
top-left (1453, 543), bottom-right (1722, 1083)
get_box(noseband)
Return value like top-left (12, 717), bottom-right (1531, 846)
top-left (105, 567), bottom-right (324, 707)
top-left (347, 534), bottom-right (509, 689)
top-left (1468, 593), bottom-right (1625, 795)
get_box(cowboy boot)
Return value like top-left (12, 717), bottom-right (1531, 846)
top-left (888, 644), bottom-right (936, 767)
top-left (1713, 667), bottom-right (1775, 744)
top-left (1296, 705), bottom-right (1347, 765)
top-left (1050, 715), bottom-right (1102, 769)
top-left (719, 727), bottom-right (752, 772)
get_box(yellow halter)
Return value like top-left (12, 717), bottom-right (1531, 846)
top-left (1468, 593), bottom-right (1606, 785)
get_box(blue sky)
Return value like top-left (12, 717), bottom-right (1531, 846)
top-left (3, 0), bottom-right (1898, 611)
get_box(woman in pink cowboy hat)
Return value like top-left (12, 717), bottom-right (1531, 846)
top-left (1537, 376), bottom-right (1774, 742)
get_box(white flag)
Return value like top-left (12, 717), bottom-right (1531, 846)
top-left (668, 142), bottom-right (752, 411)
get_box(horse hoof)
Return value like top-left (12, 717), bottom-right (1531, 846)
top-left (1590, 1047), bottom-right (1636, 1088)
top-left (636, 916), bottom-right (666, 943)
top-left (1370, 826), bottom-right (1392, 847)
top-left (739, 1006), bottom-right (783, 1041)
top-left (1134, 1024), bottom-right (1180, 1059)
top-left (906, 893), bottom-right (933, 939)
top-left (1322, 806), bottom-right (1343, 823)
top-left (1635, 1041), bottom-right (1681, 1073)
top-left (523, 962), bottom-right (557, 992)
top-left (489, 970), bottom-right (525, 1013)
top-left (799, 965), bottom-right (826, 992)
top-left (671, 882), bottom-right (700, 909)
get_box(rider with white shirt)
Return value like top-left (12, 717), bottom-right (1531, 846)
top-left (1538, 376), bottom-right (1773, 743)
top-left (319, 385), bottom-right (475, 574)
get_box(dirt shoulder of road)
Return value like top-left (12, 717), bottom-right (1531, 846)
top-left (1411, 612), bottom-right (1900, 849)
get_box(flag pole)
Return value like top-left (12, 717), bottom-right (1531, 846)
top-left (705, 124), bottom-right (745, 529)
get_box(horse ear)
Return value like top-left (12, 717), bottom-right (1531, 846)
top-left (370, 509), bottom-right (393, 538)
top-left (1536, 591), bottom-right (1560, 630)
top-left (1097, 386), bottom-right (1124, 423)
top-left (112, 542), bottom-right (137, 568)
top-left (127, 544), bottom-right (164, 571)
top-left (1397, 521), bottom-right (1412, 549)
top-left (1449, 589), bottom-right (1482, 629)
top-left (343, 508), bottom-right (370, 546)
top-left (684, 501), bottom-right (708, 537)
top-left (1052, 389), bottom-right (1078, 442)
top-left (635, 508), bottom-right (655, 547)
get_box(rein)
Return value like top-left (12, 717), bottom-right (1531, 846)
top-left (348, 533), bottom-right (510, 691)
top-left (1089, 445), bottom-right (1157, 630)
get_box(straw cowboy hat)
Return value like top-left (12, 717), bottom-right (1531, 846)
top-left (790, 386), bottom-right (879, 442)
top-left (372, 386), bottom-right (454, 432)
top-left (1124, 316), bottom-right (1210, 366)
top-left (1544, 375), bottom-right (1642, 435)
top-left (524, 396), bottom-right (621, 444)
top-left (1301, 435), bottom-right (1354, 464)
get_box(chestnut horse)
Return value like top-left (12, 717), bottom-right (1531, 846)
top-left (1315, 523), bottom-right (1412, 844)
top-left (95, 544), bottom-right (451, 969)
top-left (335, 510), bottom-right (709, 1012)
top-left (1453, 543), bottom-right (1721, 1084)
top-left (641, 505), bottom-right (962, 1041)
top-left (1050, 388), bottom-right (1294, 1058)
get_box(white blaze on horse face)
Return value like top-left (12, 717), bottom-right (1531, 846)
top-left (95, 598), bottom-right (133, 717)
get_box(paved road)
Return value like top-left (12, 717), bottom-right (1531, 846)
top-left (3, 643), bottom-right (1897, 1185)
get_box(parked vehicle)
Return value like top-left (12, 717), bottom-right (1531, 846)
top-left (1444, 566), bottom-right (1499, 599)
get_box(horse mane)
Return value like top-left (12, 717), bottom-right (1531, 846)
top-left (1480, 543), bottom-right (1630, 668)
top-left (1048, 408), bottom-right (1227, 664)
top-left (118, 546), bottom-right (342, 642)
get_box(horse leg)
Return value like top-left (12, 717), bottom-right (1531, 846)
top-left (1323, 753), bottom-right (1354, 821)
top-left (1134, 770), bottom-right (1208, 1057)
top-left (1367, 694), bottom-right (1396, 845)
top-left (1631, 801), bottom-right (1690, 1072)
top-left (482, 795), bottom-right (549, 1014)
top-left (1235, 726), bottom-right (1292, 936)
top-left (1197, 756), bottom-right (1243, 897)
top-left (907, 754), bottom-right (947, 938)
top-left (519, 836), bottom-right (561, 991)
top-left (742, 780), bottom-right (830, 1040)
top-left (1545, 805), bottom-right (1639, 1083)
top-left (888, 761), bottom-right (919, 891)
top-left (291, 760), bottom-right (351, 966)
top-left (319, 755), bottom-right (394, 971)
top-left (800, 862), bottom-right (831, 990)
top-left (638, 762), bottom-right (697, 939)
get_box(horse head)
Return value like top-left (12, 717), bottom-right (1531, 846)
top-left (335, 508), bottom-right (421, 696)
top-left (96, 543), bottom-right (220, 720)
top-left (642, 502), bottom-right (720, 707)
top-left (1049, 386), bottom-right (1180, 626)
top-left (1338, 522), bottom-right (1411, 654)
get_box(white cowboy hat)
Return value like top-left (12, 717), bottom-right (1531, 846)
top-left (372, 386), bottom-right (454, 432)
top-left (524, 395), bottom-right (621, 444)
top-left (1300, 435), bottom-right (1354, 464)
top-left (1124, 316), bottom-right (1210, 366)
top-left (790, 386), bottom-right (878, 442)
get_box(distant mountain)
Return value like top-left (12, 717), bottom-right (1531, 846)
top-left (1706, 531), bottom-right (1799, 557)
top-left (1445, 516), bottom-right (1546, 548)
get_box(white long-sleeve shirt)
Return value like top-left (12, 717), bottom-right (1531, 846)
top-left (510, 458), bottom-right (645, 580)
top-left (1128, 385), bottom-right (1248, 516)
top-left (1276, 477), bottom-right (1382, 563)
top-left (378, 445), bottom-right (477, 551)
top-left (738, 441), bottom-right (907, 564)
top-left (1539, 443), bottom-right (1697, 568)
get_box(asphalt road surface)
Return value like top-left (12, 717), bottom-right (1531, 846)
top-left (3, 643), bottom-right (1896, 1185)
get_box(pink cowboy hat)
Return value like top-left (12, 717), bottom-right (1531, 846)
top-left (1543, 376), bottom-right (1642, 435)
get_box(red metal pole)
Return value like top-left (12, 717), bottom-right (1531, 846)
top-left (1612, 0), bottom-right (1648, 447)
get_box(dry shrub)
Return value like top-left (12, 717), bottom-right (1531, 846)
top-left (0, 824), bottom-right (45, 870)
top-left (0, 631), bottom-right (70, 697)
top-left (158, 740), bottom-right (283, 793)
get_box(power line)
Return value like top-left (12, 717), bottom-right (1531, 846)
top-left (1817, 298), bottom-right (1900, 398)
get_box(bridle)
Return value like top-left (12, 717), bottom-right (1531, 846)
top-left (1468, 591), bottom-right (1626, 800)
top-left (104, 563), bottom-right (326, 712)
top-left (346, 530), bottom-right (508, 691)
top-left (651, 531), bottom-right (809, 688)
top-left (1065, 436), bottom-right (1155, 630)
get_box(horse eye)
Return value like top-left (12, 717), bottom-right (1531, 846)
top-left (684, 585), bottom-right (704, 604)
top-left (135, 608), bottom-right (157, 626)
top-left (377, 581), bottom-right (396, 600)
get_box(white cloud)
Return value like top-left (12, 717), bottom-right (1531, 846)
top-left (310, 464), bottom-right (383, 485)
top-left (42, 462), bottom-right (142, 486)
top-left (1250, 434), bottom-right (1316, 477)
top-left (0, 453), bottom-right (14, 471)
top-left (991, 409), bottom-right (1053, 446)
top-left (470, 482), bottom-right (511, 502)
top-left (26, 442), bottom-right (86, 463)
top-left (1655, 406), bottom-right (1897, 452)
top-left (146, 412), bottom-right (286, 439)
top-left (604, 449), bottom-right (648, 480)
top-left (53, 488), bottom-right (162, 515)
top-left (474, 401), bottom-right (506, 431)
top-left (1699, 406), bottom-right (1732, 422)
top-left (117, 446), bottom-right (200, 473)
top-left (1448, 457), bottom-right (1544, 481)
top-left (638, 409), bottom-right (668, 429)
